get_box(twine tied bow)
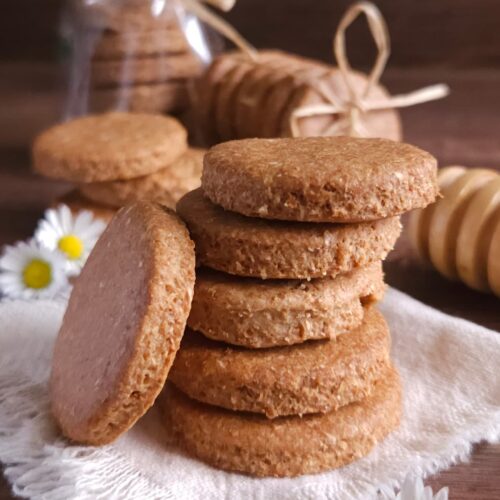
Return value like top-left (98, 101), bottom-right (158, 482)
top-left (290, 1), bottom-right (450, 138)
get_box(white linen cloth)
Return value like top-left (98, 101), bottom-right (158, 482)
top-left (0, 288), bottom-right (499, 500)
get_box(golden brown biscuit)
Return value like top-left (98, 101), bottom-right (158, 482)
top-left (50, 202), bottom-right (195, 445)
top-left (176, 188), bottom-right (401, 279)
top-left (52, 190), bottom-right (117, 223)
top-left (80, 148), bottom-right (205, 209)
top-left (161, 366), bottom-right (402, 477)
top-left (90, 82), bottom-right (189, 114)
top-left (91, 54), bottom-right (202, 86)
top-left (202, 137), bottom-right (438, 223)
top-left (170, 307), bottom-right (391, 418)
top-left (33, 112), bottom-right (187, 182)
top-left (188, 262), bottom-right (385, 348)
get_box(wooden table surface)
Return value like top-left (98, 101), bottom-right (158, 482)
top-left (0, 63), bottom-right (499, 499)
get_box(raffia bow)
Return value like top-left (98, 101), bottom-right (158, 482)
top-left (176, 0), bottom-right (258, 60)
top-left (290, 1), bottom-right (450, 138)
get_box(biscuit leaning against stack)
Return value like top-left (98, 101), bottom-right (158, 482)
top-left (165, 136), bottom-right (439, 477)
top-left (32, 112), bottom-right (205, 222)
top-left (79, 0), bottom-right (203, 114)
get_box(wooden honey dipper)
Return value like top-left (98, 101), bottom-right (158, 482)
top-left (408, 166), bottom-right (500, 297)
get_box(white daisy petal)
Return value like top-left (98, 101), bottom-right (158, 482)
top-left (0, 240), bottom-right (69, 300)
top-left (34, 203), bottom-right (106, 275)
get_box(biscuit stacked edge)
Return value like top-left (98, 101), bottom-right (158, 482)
top-left (33, 112), bottom-right (205, 220)
top-left (164, 136), bottom-right (439, 477)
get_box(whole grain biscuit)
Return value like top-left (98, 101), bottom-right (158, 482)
top-left (80, 148), bottom-right (205, 209)
top-left (176, 188), bottom-right (401, 279)
top-left (93, 28), bottom-right (189, 59)
top-left (189, 262), bottom-right (385, 348)
top-left (33, 112), bottom-right (187, 182)
top-left (91, 53), bottom-right (202, 86)
top-left (50, 202), bottom-right (195, 445)
top-left (161, 366), bottom-right (401, 477)
top-left (202, 137), bottom-right (438, 223)
top-left (170, 307), bottom-right (391, 417)
top-left (52, 190), bottom-right (116, 223)
top-left (90, 81), bottom-right (189, 114)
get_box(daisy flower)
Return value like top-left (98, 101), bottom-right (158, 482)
top-left (380, 476), bottom-right (449, 500)
top-left (35, 204), bottom-right (106, 275)
top-left (0, 240), bottom-right (68, 300)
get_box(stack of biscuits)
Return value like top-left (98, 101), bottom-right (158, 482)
top-left (32, 112), bottom-right (205, 221)
top-left (162, 136), bottom-right (439, 477)
top-left (76, 0), bottom-right (204, 114)
top-left (195, 50), bottom-right (401, 144)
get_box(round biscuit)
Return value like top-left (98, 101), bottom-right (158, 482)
top-left (202, 137), bottom-right (438, 223)
top-left (170, 307), bottom-right (391, 418)
top-left (161, 366), bottom-right (402, 477)
top-left (176, 188), bottom-right (401, 279)
top-left (33, 112), bottom-right (187, 182)
top-left (80, 148), bottom-right (205, 209)
top-left (188, 262), bottom-right (385, 347)
top-left (50, 202), bottom-right (195, 444)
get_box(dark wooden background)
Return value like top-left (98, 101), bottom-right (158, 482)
top-left (0, 1), bottom-right (499, 499)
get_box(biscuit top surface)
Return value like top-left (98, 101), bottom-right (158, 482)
top-left (50, 201), bottom-right (195, 444)
top-left (202, 136), bottom-right (438, 222)
top-left (33, 112), bottom-right (187, 182)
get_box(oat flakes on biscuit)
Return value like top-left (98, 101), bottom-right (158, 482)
top-left (80, 148), bottom-right (205, 208)
top-left (176, 188), bottom-right (401, 279)
top-left (161, 366), bottom-right (402, 477)
top-left (188, 262), bottom-right (385, 347)
top-left (33, 112), bottom-right (187, 182)
top-left (170, 307), bottom-right (391, 417)
top-left (202, 136), bottom-right (438, 222)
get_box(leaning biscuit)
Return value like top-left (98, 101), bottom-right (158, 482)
top-left (170, 307), bottom-right (391, 417)
top-left (161, 366), bottom-right (402, 477)
top-left (176, 188), bottom-right (401, 279)
top-left (33, 112), bottom-right (187, 182)
top-left (50, 202), bottom-right (195, 445)
top-left (202, 137), bottom-right (438, 223)
top-left (188, 262), bottom-right (385, 348)
top-left (80, 148), bottom-right (205, 209)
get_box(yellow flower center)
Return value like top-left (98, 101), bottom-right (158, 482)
top-left (58, 235), bottom-right (84, 260)
top-left (22, 259), bottom-right (52, 289)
